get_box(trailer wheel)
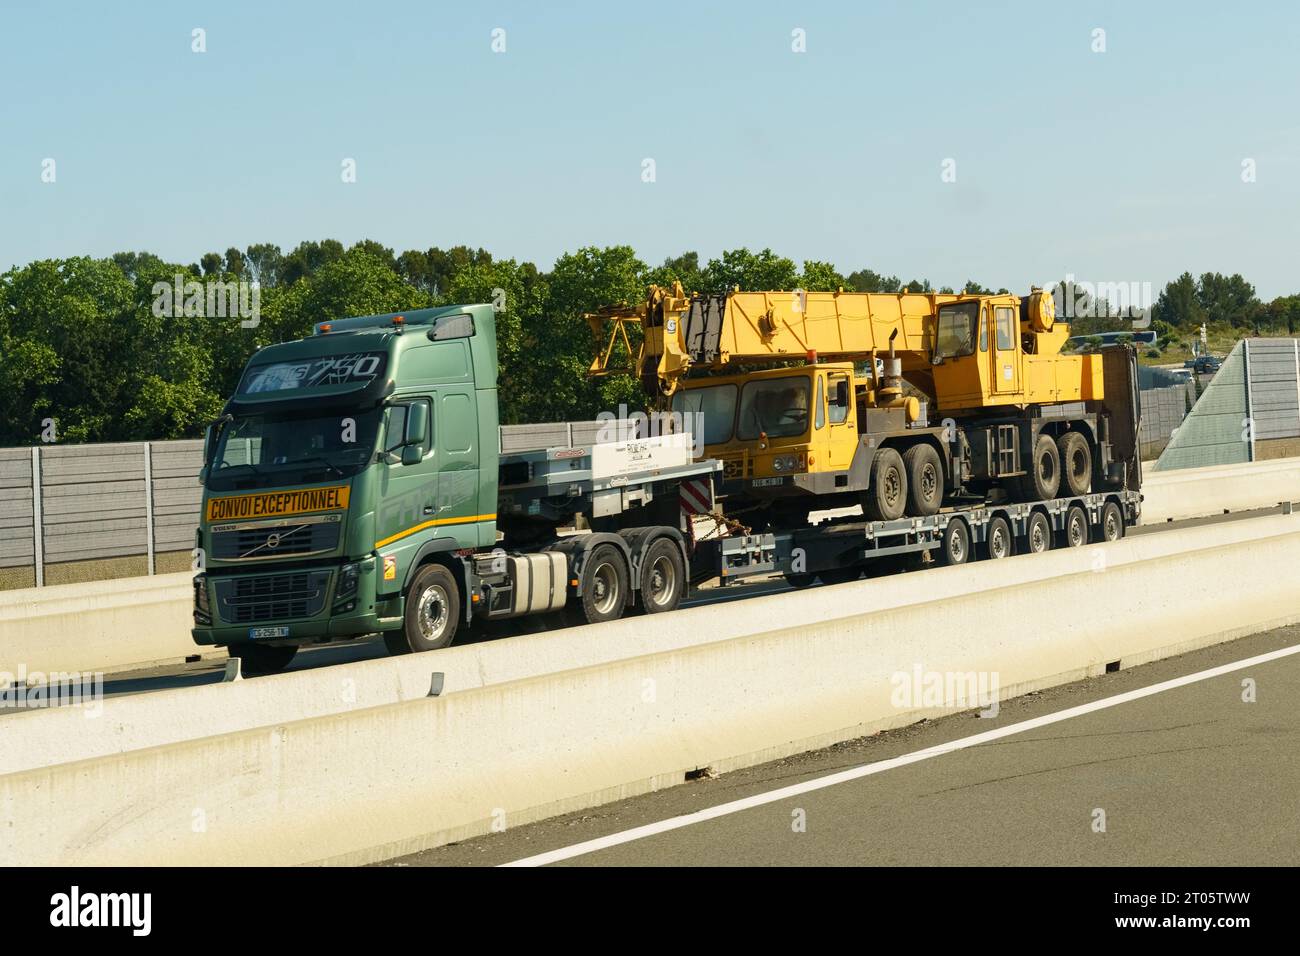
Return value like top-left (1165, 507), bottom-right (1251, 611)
top-left (228, 643), bottom-right (297, 675)
top-left (639, 538), bottom-right (684, 614)
top-left (1100, 501), bottom-right (1125, 542)
top-left (391, 563), bottom-right (461, 653)
top-left (939, 518), bottom-right (970, 566)
top-left (985, 515), bottom-right (1013, 560)
top-left (1023, 511), bottom-right (1052, 554)
top-left (864, 447), bottom-right (908, 521)
top-left (1016, 434), bottom-right (1061, 502)
top-left (902, 444), bottom-right (943, 517)
top-left (1063, 505), bottom-right (1089, 548)
top-left (571, 544), bottom-right (629, 625)
top-left (1057, 432), bottom-right (1092, 496)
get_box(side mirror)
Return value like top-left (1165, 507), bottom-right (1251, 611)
top-left (834, 380), bottom-right (850, 407)
top-left (401, 445), bottom-right (422, 466)
top-left (401, 402), bottom-right (429, 464)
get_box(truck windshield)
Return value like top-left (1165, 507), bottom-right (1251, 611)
top-left (737, 376), bottom-right (811, 440)
top-left (671, 383), bottom-right (738, 445)
top-left (934, 302), bottom-right (979, 360)
top-left (207, 407), bottom-right (381, 490)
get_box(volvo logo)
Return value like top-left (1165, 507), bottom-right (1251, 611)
top-left (265, 533), bottom-right (281, 550)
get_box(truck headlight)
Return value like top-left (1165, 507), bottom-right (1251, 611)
top-left (333, 562), bottom-right (361, 614)
top-left (193, 574), bottom-right (211, 625)
top-left (772, 455), bottom-right (802, 473)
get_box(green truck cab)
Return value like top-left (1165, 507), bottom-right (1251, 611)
top-left (193, 305), bottom-right (502, 672)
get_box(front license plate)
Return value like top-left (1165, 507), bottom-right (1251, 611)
top-left (248, 626), bottom-right (290, 640)
top-left (751, 477), bottom-right (786, 487)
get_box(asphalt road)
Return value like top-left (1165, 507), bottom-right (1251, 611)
top-left (8, 503), bottom-right (1282, 711)
top-left (389, 625), bottom-right (1300, 867)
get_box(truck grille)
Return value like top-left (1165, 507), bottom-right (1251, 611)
top-left (214, 571), bottom-right (330, 624)
top-left (210, 516), bottom-right (341, 560)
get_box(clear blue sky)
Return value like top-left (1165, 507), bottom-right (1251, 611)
top-left (2, 0), bottom-right (1297, 297)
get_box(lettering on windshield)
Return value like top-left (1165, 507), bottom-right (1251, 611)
top-left (241, 353), bottom-right (383, 394)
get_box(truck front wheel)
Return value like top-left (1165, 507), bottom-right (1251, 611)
top-left (388, 563), bottom-right (461, 654)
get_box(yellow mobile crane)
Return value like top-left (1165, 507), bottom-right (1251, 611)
top-left (589, 284), bottom-right (1141, 530)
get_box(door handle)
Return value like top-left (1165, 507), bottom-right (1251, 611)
top-left (423, 505), bottom-right (436, 515)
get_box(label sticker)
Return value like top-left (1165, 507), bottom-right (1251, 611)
top-left (206, 485), bottom-right (349, 522)
top-left (383, 555), bottom-right (397, 581)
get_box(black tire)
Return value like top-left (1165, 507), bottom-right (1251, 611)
top-left (1062, 505), bottom-right (1088, 548)
top-left (1023, 511), bottom-right (1052, 554)
top-left (1017, 433), bottom-right (1061, 502)
top-left (902, 444), bottom-right (943, 517)
top-left (984, 515), bottom-right (1013, 560)
top-left (228, 642), bottom-right (297, 676)
top-left (864, 447), bottom-right (908, 521)
top-left (639, 538), bottom-right (685, 614)
top-left (939, 519), bottom-right (970, 566)
top-left (784, 572), bottom-right (818, 589)
top-left (1057, 431), bottom-right (1092, 496)
top-left (393, 563), bottom-right (461, 653)
top-left (570, 544), bottom-right (629, 625)
top-left (1099, 500), bottom-right (1125, 542)
top-left (817, 566), bottom-right (862, 586)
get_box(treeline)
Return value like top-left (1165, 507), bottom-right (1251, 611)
top-left (0, 239), bottom-right (1295, 446)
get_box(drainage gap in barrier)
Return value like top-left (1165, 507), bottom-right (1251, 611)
top-left (685, 767), bottom-right (716, 782)
top-left (1106, 660), bottom-right (1121, 674)
top-left (185, 655), bottom-right (200, 663)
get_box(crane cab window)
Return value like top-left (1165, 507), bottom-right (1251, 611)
top-left (737, 376), bottom-right (811, 440)
top-left (827, 372), bottom-right (851, 424)
top-left (934, 302), bottom-right (979, 360)
top-left (995, 307), bottom-right (1016, 350)
top-left (979, 306), bottom-right (989, 352)
top-left (671, 383), bottom-right (737, 445)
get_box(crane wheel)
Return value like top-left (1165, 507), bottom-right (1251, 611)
top-left (1016, 434), bottom-right (1061, 502)
top-left (902, 444), bottom-right (943, 517)
top-left (864, 448), bottom-right (908, 521)
top-left (1057, 432), bottom-right (1092, 496)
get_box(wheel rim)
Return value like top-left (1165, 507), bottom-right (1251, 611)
top-left (884, 467), bottom-right (902, 508)
top-left (647, 554), bottom-right (676, 607)
top-left (1071, 449), bottom-right (1088, 484)
top-left (1070, 513), bottom-right (1085, 546)
top-left (920, 464), bottom-right (938, 502)
top-left (1105, 510), bottom-right (1119, 540)
top-left (592, 561), bottom-right (620, 615)
top-left (1040, 453), bottom-right (1056, 485)
top-left (991, 524), bottom-right (1008, 558)
top-left (1030, 518), bottom-right (1047, 552)
top-left (417, 584), bottom-right (449, 641)
top-left (949, 526), bottom-right (966, 563)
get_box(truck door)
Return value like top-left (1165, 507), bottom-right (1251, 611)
top-left (374, 397), bottom-right (439, 565)
top-left (991, 305), bottom-right (1021, 396)
top-left (824, 370), bottom-right (856, 471)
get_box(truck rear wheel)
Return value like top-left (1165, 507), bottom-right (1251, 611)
top-left (902, 444), bottom-right (943, 517)
top-left (639, 538), bottom-right (684, 614)
top-left (1017, 434), bottom-right (1060, 502)
top-left (864, 448), bottom-right (908, 522)
top-left (228, 643), bottom-right (297, 676)
top-left (570, 544), bottom-right (629, 625)
top-left (390, 563), bottom-right (461, 654)
top-left (1057, 432), bottom-right (1092, 496)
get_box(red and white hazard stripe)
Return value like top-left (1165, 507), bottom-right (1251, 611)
top-left (679, 477), bottom-right (713, 516)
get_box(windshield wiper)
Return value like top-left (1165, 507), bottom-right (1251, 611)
top-left (278, 455), bottom-right (344, 478)
top-left (216, 461), bottom-right (264, 476)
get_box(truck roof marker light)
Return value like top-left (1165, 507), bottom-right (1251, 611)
top-left (318, 323), bottom-right (332, 334)
top-left (393, 315), bottom-right (405, 326)
top-left (806, 350), bottom-right (818, 364)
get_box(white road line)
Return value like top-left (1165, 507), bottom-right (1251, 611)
top-left (501, 642), bottom-right (1300, 866)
